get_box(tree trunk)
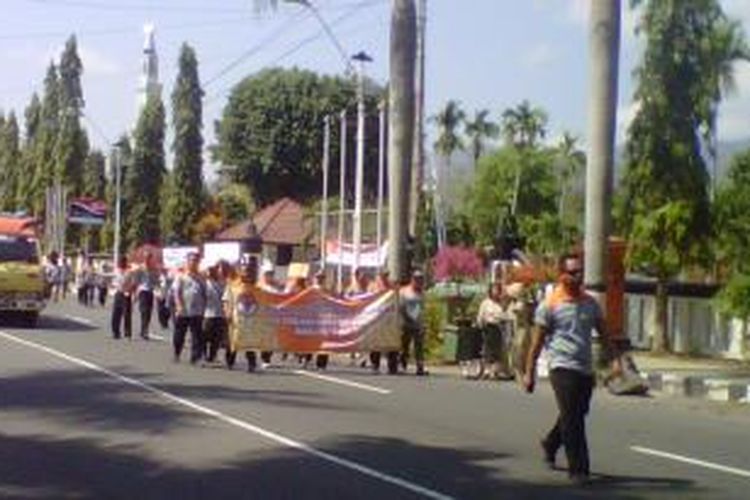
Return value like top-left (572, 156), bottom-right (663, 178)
top-left (388, 0), bottom-right (417, 283)
top-left (584, 0), bottom-right (620, 308)
top-left (408, 0), bottom-right (425, 238)
top-left (652, 278), bottom-right (671, 353)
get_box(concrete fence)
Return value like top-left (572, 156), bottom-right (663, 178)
top-left (625, 293), bottom-right (747, 360)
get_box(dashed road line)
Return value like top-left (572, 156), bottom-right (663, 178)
top-left (293, 369), bottom-right (392, 395)
top-left (631, 445), bottom-right (750, 479)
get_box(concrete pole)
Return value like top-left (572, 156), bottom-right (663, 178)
top-left (376, 100), bottom-right (386, 255)
top-left (352, 59), bottom-right (367, 271)
top-left (388, 0), bottom-right (417, 283)
top-left (584, 0), bottom-right (620, 300)
top-left (320, 116), bottom-right (331, 268)
top-left (337, 109), bottom-right (348, 294)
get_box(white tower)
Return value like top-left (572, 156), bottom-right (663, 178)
top-left (136, 23), bottom-right (161, 117)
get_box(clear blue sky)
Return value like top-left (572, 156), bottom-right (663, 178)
top-left (2, 0), bottom-right (749, 176)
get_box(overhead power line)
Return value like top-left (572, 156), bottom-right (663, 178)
top-left (204, 0), bottom-right (385, 105)
top-left (202, 9), bottom-right (311, 88)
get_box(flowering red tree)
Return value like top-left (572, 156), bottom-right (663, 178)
top-left (432, 246), bottom-right (484, 282)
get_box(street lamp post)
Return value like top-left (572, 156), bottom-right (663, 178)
top-left (337, 109), bottom-right (348, 294)
top-left (320, 115), bottom-right (331, 268)
top-left (112, 145), bottom-right (122, 268)
top-left (351, 51), bottom-right (373, 272)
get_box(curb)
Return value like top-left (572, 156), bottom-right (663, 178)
top-left (644, 372), bottom-right (750, 403)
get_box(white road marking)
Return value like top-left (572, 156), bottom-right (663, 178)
top-left (63, 315), bottom-right (95, 327)
top-left (0, 331), bottom-right (450, 500)
top-left (292, 369), bottom-right (392, 395)
top-left (631, 446), bottom-right (750, 479)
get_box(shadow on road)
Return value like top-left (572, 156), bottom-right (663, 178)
top-left (0, 430), bottom-right (702, 500)
top-left (0, 313), bottom-right (98, 332)
top-left (0, 368), bottom-right (359, 436)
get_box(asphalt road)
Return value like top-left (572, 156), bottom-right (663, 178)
top-left (1, 300), bottom-right (750, 500)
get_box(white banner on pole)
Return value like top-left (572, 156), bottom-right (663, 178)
top-left (325, 240), bottom-right (388, 268)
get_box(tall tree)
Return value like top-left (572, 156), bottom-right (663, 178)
top-left (464, 109), bottom-right (499, 170)
top-left (214, 68), bottom-right (382, 205)
top-left (0, 112), bottom-right (21, 212)
top-left (555, 132), bottom-right (585, 221)
top-left (501, 100), bottom-right (548, 149)
top-left (388, 0), bottom-right (417, 282)
top-left (31, 63), bottom-right (61, 215)
top-left (432, 100), bottom-right (465, 166)
top-left (83, 150), bottom-right (106, 200)
top-left (54, 35), bottom-right (89, 193)
top-left (622, 0), bottom-right (748, 353)
top-left (17, 93), bottom-right (42, 213)
top-left (162, 43), bottom-right (205, 244)
top-left (127, 94), bottom-right (166, 246)
top-left (501, 100), bottom-right (548, 214)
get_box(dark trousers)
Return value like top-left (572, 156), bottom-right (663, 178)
top-left (174, 316), bottom-right (204, 363)
top-left (111, 292), bottom-right (132, 339)
top-left (157, 298), bottom-right (170, 329)
top-left (370, 351), bottom-right (399, 373)
top-left (138, 290), bottom-right (154, 338)
top-left (544, 368), bottom-right (595, 477)
top-left (203, 317), bottom-right (228, 362)
top-left (98, 286), bottom-right (107, 307)
top-left (400, 325), bottom-right (425, 371)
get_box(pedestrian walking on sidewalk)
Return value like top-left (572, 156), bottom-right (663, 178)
top-left (111, 256), bottom-right (135, 339)
top-left (523, 252), bottom-right (621, 485)
top-left (476, 281), bottom-right (514, 379)
top-left (173, 252), bottom-right (207, 364)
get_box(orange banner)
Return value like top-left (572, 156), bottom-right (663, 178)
top-left (226, 284), bottom-right (401, 353)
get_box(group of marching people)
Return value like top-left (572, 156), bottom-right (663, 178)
top-left (109, 250), bottom-right (428, 375)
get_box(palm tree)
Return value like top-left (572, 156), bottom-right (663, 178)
top-left (500, 100), bottom-right (548, 149)
top-left (432, 100), bottom-right (466, 165)
top-left (500, 100), bottom-right (548, 214)
top-left (465, 109), bottom-right (499, 170)
top-left (555, 132), bottom-right (585, 221)
top-left (388, 0), bottom-right (417, 281)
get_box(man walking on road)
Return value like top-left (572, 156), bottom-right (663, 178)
top-left (134, 252), bottom-right (160, 340)
top-left (523, 253), bottom-right (620, 485)
top-left (173, 252), bottom-right (207, 364)
top-left (111, 256), bottom-right (134, 339)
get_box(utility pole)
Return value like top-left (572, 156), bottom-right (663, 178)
top-left (388, 0), bottom-right (417, 283)
top-left (409, 0), bottom-right (427, 236)
top-left (337, 109), bottom-right (348, 294)
top-left (112, 145), bottom-right (123, 268)
top-left (584, 0), bottom-right (621, 301)
top-left (320, 115), bottom-right (331, 267)
top-left (351, 51), bottom-right (373, 272)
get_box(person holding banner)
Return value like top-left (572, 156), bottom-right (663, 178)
top-left (400, 270), bottom-right (428, 376)
top-left (173, 252), bottom-right (207, 364)
top-left (368, 269), bottom-right (399, 374)
top-left (223, 256), bottom-right (262, 372)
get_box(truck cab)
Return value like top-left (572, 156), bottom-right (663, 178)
top-left (0, 217), bottom-right (46, 327)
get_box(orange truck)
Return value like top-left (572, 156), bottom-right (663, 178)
top-left (0, 216), bottom-right (46, 326)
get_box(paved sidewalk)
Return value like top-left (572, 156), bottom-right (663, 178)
top-left (632, 351), bottom-right (750, 404)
